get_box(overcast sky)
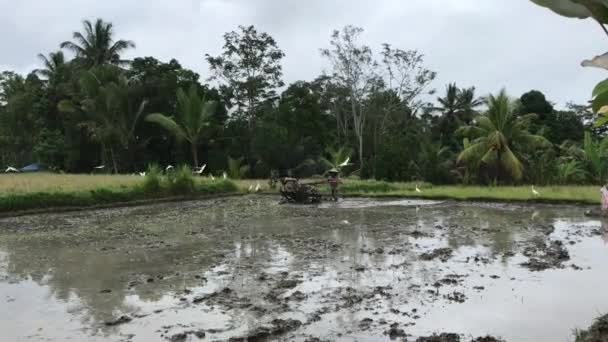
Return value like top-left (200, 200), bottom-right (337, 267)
top-left (0, 0), bottom-right (603, 108)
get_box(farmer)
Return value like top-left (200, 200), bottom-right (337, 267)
top-left (601, 184), bottom-right (608, 216)
top-left (327, 168), bottom-right (342, 201)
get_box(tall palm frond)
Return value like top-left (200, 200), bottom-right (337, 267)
top-left (60, 18), bottom-right (135, 67)
top-left (146, 85), bottom-right (216, 167)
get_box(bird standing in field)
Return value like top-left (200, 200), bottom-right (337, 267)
top-left (248, 185), bottom-right (253, 193)
top-left (139, 172), bottom-right (146, 177)
top-left (4, 166), bottom-right (20, 173)
top-left (415, 184), bottom-right (422, 193)
top-left (531, 185), bottom-right (540, 197)
top-left (255, 182), bottom-right (261, 192)
top-left (194, 164), bottom-right (206, 175)
top-left (222, 172), bottom-right (227, 179)
top-left (166, 165), bottom-right (174, 172)
top-left (210, 174), bottom-right (215, 181)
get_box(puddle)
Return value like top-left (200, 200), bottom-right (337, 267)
top-left (0, 196), bottom-right (607, 341)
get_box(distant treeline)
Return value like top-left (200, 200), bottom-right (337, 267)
top-left (0, 19), bottom-right (601, 184)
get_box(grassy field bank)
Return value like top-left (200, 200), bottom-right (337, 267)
top-left (237, 179), bottom-right (599, 204)
top-left (0, 174), bottom-right (601, 214)
top-left (0, 172), bottom-right (237, 213)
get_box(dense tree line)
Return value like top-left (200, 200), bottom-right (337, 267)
top-left (0, 18), bottom-right (601, 184)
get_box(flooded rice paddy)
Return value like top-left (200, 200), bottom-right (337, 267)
top-left (1, 196), bottom-right (607, 341)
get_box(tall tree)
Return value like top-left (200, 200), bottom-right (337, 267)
top-left (458, 89), bottom-right (550, 182)
top-left (146, 85), bottom-right (216, 168)
top-left (59, 65), bottom-right (147, 173)
top-left (35, 51), bottom-right (67, 83)
top-left (321, 25), bottom-right (379, 173)
top-left (206, 25), bottom-right (285, 131)
top-left (60, 18), bottom-right (135, 67)
top-left (434, 83), bottom-right (482, 151)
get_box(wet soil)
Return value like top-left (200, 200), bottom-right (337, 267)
top-left (0, 197), bottom-right (607, 341)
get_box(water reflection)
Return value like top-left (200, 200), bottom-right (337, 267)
top-left (0, 197), bottom-right (603, 341)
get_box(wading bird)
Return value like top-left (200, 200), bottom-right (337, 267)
top-left (339, 157), bottom-right (350, 168)
top-left (415, 184), bottom-right (422, 193)
top-left (166, 165), bottom-right (174, 171)
top-left (194, 164), bottom-right (206, 175)
top-left (4, 166), bottom-right (20, 173)
top-left (255, 182), bottom-right (261, 192)
top-left (531, 185), bottom-right (540, 197)
top-left (210, 174), bottom-right (215, 181)
top-left (223, 172), bottom-right (227, 179)
top-left (139, 172), bottom-right (146, 177)
top-left (248, 185), bottom-right (253, 193)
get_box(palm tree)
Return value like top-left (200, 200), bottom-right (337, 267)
top-left (60, 18), bottom-right (134, 67)
top-left (35, 51), bottom-right (66, 82)
top-left (59, 65), bottom-right (147, 173)
top-left (435, 83), bottom-right (483, 123)
top-left (435, 83), bottom-right (460, 117)
top-left (319, 146), bottom-right (352, 172)
top-left (457, 89), bottom-right (550, 182)
top-left (456, 86), bottom-right (484, 124)
top-left (146, 86), bottom-right (216, 168)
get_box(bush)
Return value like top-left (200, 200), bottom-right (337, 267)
top-left (142, 164), bottom-right (162, 193)
top-left (166, 165), bottom-right (195, 194)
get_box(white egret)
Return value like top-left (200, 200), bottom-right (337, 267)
top-left (223, 172), bottom-right (227, 179)
top-left (248, 185), bottom-right (253, 192)
top-left (139, 172), bottom-right (146, 177)
top-left (341, 220), bottom-right (350, 225)
top-left (210, 174), bottom-right (215, 181)
top-left (166, 165), bottom-right (174, 171)
top-left (194, 164), bottom-right (206, 175)
top-left (5, 166), bottom-right (20, 173)
top-left (531, 185), bottom-right (540, 197)
top-left (255, 182), bottom-right (261, 192)
top-left (415, 184), bottom-right (422, 193)
top-left (93, 165), bottom-right (105, 170)
top-left (339, 157), bottom-right (350, 168)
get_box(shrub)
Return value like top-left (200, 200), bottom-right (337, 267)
top-left (166, 165), bottom-right (195, 194)
top-left (142, 164), bottom-right (162, 193)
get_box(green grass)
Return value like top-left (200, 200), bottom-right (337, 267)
top-left (337, 180), bottom-right (599, 204)
top-left (334, 180), bottom-right (599, 204)
top-left (0, 174), bottom-right (600, 214)
top-left (0, 172), bottom-right (238, 213)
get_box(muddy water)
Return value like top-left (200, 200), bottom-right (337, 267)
top-left (0, 197), bottom-right (607, 342)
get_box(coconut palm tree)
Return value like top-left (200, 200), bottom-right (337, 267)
top-left (435, 83), bottom-right (483, 123)
top-left (59, 65), bottom-right (147, 173)
top-left (435, 83), bottom-right (460, 117)
top-left (60, 18), bottom-right (135, 67)
top-left (35, 51), bottom-right (67, 82)
top-left (457, 89), bottom-right (550, 182)
top-left (146, 86), bottom-right (216, 168)
top-left (319, 146), bottom-right (352, 172)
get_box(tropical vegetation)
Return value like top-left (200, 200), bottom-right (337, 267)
top-left (0, 17), bottom-right (605, 187)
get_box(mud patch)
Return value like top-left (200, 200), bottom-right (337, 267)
top-left (416, 333), bottom-right (460, 342)
top-left (420, 248), bottom-right (453, 262)
top-left (521, 240), bottom-right (570, 271)
top-left (228, 319), bottom-right (302, 342)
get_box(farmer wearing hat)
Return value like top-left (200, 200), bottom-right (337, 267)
top-left (327, 168), bottom-right (342, 201)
